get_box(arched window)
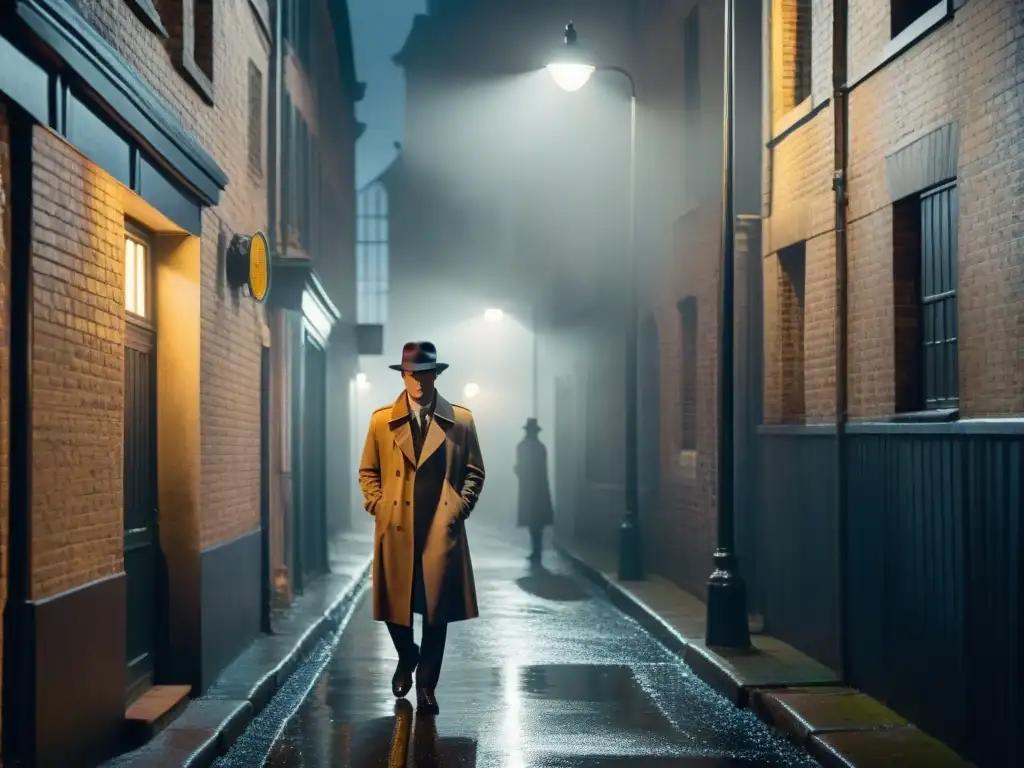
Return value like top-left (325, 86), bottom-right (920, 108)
top-left (356, 182), bottom-right (389, 325)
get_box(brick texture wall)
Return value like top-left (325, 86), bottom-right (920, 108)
top-left (30, 129), bottom-right (124, 600)
top-left (768, 0), bottom-right (1024, 420)
top-left (647, 200), bottom-right (722, 598)
top-left (0, 102), bottom-right (9, 751)
top-left (64, 0), bottom-right (268, 548)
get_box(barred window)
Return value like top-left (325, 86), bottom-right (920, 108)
top-left (247, 62), bottom-right (262, 175)
top-left (893, 182), bottom-right (959, 412)
top-left (357, 182), bottom-right (389, 325)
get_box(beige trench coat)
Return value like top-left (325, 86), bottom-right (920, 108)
top-left (358, 392), bottom-right (485, 626)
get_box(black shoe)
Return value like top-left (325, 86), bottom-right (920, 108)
top-left (392, 646), bottom-right (419, 698)
top-left (417, 687), bottom-right (439, 715)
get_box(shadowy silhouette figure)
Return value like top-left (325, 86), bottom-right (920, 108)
top-left (515, 563), bottom-right (590, 602)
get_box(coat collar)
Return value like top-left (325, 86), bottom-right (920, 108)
top-left (387, 391), bottom-right (455, 467)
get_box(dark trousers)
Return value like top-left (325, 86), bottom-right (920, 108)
top-left (529, 525), bottom-right (544, 557)
top-left (387, 618), bottom-right (448, 690)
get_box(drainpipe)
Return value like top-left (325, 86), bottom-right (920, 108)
top-left (832, 0), bottom-right (851, 682)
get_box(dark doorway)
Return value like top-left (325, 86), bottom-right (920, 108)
top-left (553, 376), bottom-right (578, 540)
top-left (123, 226), bottom-right (159, 701)
top-left (296, 336), bottom-right (328, 588)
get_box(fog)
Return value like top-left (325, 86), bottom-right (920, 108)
top-left (348, 8), bottom-right (716, 538)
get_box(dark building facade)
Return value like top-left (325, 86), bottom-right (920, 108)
top-left (0, 0), bottom-right (361, 764)
top-left (761, 0), bottom-right (1023, 764)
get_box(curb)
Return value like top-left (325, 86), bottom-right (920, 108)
top-left (190, 557), bottom-right (373, 767)
top-left (105, 556), bottom-right (373, 768)
top-left (557, 544), bottom-right (974, 768)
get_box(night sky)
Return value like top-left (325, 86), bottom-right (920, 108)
top-left (349, 0), bottom-right (426, 189)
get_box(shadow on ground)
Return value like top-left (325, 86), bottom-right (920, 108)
top-left (515, 563), bottom-right (591, 602)
top-left (411, 714), bottom-right (478, 767)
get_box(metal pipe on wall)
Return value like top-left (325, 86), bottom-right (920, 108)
top-left (832, 0), bottom-right (851, 683)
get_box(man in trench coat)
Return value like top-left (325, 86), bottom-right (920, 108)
top-left (515, 418), bottom-right (554, 563)
top-left (358, 340), bottom-right (485, 715)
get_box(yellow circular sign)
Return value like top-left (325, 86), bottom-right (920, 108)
top-left (248, 231), bottom-right (270, 303)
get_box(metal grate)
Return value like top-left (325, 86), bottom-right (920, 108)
top-left (920, 182), bottom-right (958, 409)
top-left (356, 182), bottom-right (389, 325)
top-left (247, 61), bottom-right (262, 175)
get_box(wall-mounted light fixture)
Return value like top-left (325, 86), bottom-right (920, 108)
top-left (226, 231), bottom-right (271, 302)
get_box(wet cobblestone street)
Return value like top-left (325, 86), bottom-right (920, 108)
top-left (225, 528), bottom-right (819, 767)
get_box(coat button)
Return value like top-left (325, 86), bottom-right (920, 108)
top-left (397, 525), bottom-right (403, 531)
top-left (396, 470), bottom-right (401, 477)
top-left (393, 500), bottom-right (397, 506)
top-left (405, 501), bottom-right (411, 506)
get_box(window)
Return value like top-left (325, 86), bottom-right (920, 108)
top-left (155, 0), bottom-right (214, 100)
top-left (891, 0), bottom-right (938, 37)
top-left (356, 182), bottom-right (389, 325)
top-left (124, 230), bottom-right (150, 319)
top-left (682, 8), bottom-right (700, 115)
top-left (774, 0), bottom-right (813, 116)
top-left (192, 0), bottom-right (214, 81)
top-left (678, 297), bottom-right (698, 450)
top-left (893, 182), bottom-right (958, 412)
top-left (247, 61), bottom-right (263, 175)
top-left (778, 242), bottom-right (806, 421)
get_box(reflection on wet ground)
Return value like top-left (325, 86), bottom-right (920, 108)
top-left (230, 528), bottom-right (819, 767)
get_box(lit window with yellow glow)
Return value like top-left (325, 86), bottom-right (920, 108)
top-left (124, 234), bottom-right (149, 318)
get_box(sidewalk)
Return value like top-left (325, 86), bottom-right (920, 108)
top-left (556, 539), bottom-right (973, 768)
top-left (102, 529), bottom-right (373, 768)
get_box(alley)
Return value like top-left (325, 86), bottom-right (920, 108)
top-left (226, 527), bottom-right (818, 767)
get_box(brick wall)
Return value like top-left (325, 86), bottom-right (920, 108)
top-left (29, 129), bottom-right (124, 600)
top-left (647, 200), bottom-right (722, 597)
top-left (66, 0), bottom-right (269, 547)
top-left (0, 102), bottom-right (9, 751)
top-left (768, 0), bottom-right (1024, 420)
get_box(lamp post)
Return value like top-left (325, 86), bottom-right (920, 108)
top-left (547, 22), bottom-right (643, 582)
top-left (705, 0), bottom-right (750, 649)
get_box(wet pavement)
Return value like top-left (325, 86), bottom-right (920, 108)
top-left (220, 527), bottom-right (819, 767)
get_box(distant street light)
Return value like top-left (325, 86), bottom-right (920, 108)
top-left (355, 372), bottom-right (371, 391)
top-left (482, 305), bottom-right (539, 418)
top-left (463, 382), bottom-right (480, 399)
top-left (547, 22), bottom-right (643, 583)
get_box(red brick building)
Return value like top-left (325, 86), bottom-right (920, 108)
top-left (760, 0), bottom-right (1022, 763)
top-left (0, 0), bottom-right (361, 764)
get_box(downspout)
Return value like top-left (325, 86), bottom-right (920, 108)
top-left (832, 0), bottom-right (851, 682)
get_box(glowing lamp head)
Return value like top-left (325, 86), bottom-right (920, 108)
top-left (484, 308), bottom-right (504, 323)
top-left (355, 372), bottom-right (370, 390)
top-left (463, 382), bottom-right (481, 399)
top-left (546, 22), bottom-right (595, 92)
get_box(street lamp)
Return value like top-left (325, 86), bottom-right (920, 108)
top-left (484, 308), bottom-right (504, 323)
top-left (463, 382), bottom-right (481, 400)
top-left (705, 0), bottom-right (750, 649)
top-left (547, 22), bottom-right (643, 582)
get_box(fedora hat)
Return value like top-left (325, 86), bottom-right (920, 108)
top-left (389, 340), bottom-right (450, 373)
top-left (524, 418), bottom-right (541, 433)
